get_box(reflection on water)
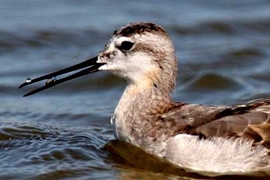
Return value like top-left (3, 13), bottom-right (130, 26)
top-left (1, 0), bottom-right (270, 179)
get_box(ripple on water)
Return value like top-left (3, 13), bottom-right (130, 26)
top-left (177, 72), bottom-right (249, 104)
top-left (185, 72), bottom-right (242, 91)
top-left (0, 28), bottom-right (107, 54)
top-left (0, 122), bottom-right (111, 179)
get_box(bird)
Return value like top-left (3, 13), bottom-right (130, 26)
top-left (19, 22), bottom-right (270, 175)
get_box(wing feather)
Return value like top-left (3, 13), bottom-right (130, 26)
top-left (161, 100), bottom-right (270, 148)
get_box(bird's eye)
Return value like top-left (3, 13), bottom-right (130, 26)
top-left (118, 41), bottom-right (134, 51)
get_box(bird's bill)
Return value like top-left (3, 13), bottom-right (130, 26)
top-left (19, 56), bottom-right (104, 97)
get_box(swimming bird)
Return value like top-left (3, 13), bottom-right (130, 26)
top-left (19, 22), bottom-right (270, 175)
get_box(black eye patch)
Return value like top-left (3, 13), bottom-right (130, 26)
top-left (117, 41), bottom-right (134, 52)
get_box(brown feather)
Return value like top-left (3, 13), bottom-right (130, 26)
top-left (196, 111), bottom-right (268, 141)
top-left (159, 99), bottom-right (270, 149)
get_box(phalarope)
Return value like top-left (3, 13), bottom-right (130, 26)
top-left (19, 22), bottom-right (270, 174)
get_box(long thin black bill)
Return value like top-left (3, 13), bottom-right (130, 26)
top-left (19, 56), bottom-right (104, 97)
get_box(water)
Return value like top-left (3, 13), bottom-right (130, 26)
top-left (1, 0), bottom-right (270, 179)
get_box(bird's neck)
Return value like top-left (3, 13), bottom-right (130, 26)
top-left (112, 82), bottom-right (173, 144)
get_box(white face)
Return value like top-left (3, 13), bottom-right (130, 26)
top-left (97, 34), bottom-right (160, 84)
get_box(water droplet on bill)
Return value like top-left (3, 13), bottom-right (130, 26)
top-left (45, 77), bottom-right (56, 85)
top-left (26, 78), bottom-right (32, 83)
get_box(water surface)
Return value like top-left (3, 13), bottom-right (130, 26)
top-left (1, 0), bottom-right (270, 179)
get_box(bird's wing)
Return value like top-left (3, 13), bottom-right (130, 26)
top-left (161, 100), bottom-right (270, 148)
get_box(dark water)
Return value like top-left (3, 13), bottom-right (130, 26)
top-left (1, 0), bottom-right (270, 179)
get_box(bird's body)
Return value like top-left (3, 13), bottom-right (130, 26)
top-left (20, 22), bottom-right (270, 174)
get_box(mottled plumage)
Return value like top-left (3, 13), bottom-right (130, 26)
top-left (20, 22), bottom-right (270, 174)
top-left (101, 22), bottom-right (270, 173)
